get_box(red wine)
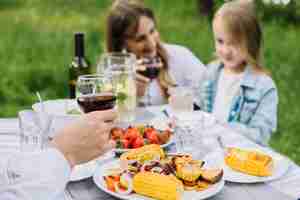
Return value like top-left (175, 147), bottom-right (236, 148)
top-left (139, 57), bottom-right (161, 80)
top-left (77, 93), bottom-right (116, 113)
top-left (139, 67), bottom-right (160, 80)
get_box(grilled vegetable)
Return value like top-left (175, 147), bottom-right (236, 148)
top-left (200, 169), bottom-right (223, 183)
top-left (120, 144), bottom-right (165, 163)
top-left (133, 172), bottom-right (183, 200)
top-left (173, 155), bottom-right (204, 182)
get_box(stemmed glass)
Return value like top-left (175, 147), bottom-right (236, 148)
top-left (138, 57), bottom-right (162, 106)
top-left (76, 74), bottom-right (116, 113)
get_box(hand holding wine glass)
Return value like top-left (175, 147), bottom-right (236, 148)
top-left (76, 74), bottom-right (117, 113)
top-left (136, 57), bottom-right (163, 106)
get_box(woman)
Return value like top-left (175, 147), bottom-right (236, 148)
top-left (106, 0), bottom-right (206, 106)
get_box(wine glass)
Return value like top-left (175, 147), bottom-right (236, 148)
top-left (138, 57), bottom-right (161, 106)
top-left (76, 74), bottom-right (116, 113)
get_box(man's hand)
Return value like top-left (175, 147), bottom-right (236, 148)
top-left (51, 109), bottom-right (117, 168)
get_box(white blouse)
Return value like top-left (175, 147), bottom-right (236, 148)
top-left (142, 43), bottom-right (207, 106)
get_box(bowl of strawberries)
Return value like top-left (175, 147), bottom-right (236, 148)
top-left (110, 124), bottom-right (173, 153)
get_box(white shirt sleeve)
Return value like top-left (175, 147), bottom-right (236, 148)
top-left (165, 44), bottom-right (207, 106)
top-left (165, 44), bottom-right (206, 85)
top-left (0, 148), bottom-right (71, 200)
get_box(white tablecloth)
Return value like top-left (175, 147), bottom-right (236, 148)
top-left (0, 105), bottom-right (299, 200)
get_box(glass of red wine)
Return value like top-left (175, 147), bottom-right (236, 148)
top-left (138, 57), bottom-right (161, 106)
top-left (76, 74), bottom-right (116, 113)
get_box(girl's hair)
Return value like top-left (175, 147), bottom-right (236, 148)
top-left (213, 1), bottom-right (269, 75)
top-left (106, 0), bottom-right (176, 96)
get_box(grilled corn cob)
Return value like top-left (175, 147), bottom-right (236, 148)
top-left (120, 144), bottom-right (165, 163)
top-left (133, 172), bottom-right (183, 200)
top-left (225, 147), bottom-right (273, 176)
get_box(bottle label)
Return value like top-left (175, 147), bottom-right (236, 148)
top-left (69, 80), bottom-right (77, 86)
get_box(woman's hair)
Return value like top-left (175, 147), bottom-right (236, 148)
top-left (106, 0), bottom-right (176, 96)
top-left (213, 1), bottom-right (269, 74)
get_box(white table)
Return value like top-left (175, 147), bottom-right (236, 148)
top-left (1, 106), bottom-right (299, 200)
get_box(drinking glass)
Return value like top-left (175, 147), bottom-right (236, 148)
top-left (174, 117), bottom-right (212, 159)
top-left (169, 86), bottom-right (194, 114)
top-left (98, 52), bottom-right (137, 122)
top-left (76, 74), bottom-right (116, 113)
top-left (18, 110), bottom-right (52, 152)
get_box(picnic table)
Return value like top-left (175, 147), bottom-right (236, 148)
top-left (0, 103), bottom-right (299, 200)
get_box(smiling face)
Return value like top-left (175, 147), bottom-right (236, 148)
top-left (213, 16), bottom-right (246, 70)
top-left (125, 16), bottom-right (160, 59)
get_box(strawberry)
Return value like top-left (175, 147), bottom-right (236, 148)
top-left (145, 129), bottom-right (159, 144)
top-left (121, 139), bottom-right (130, 149)
top-left (131, 136), bottom-right (144, 148)
top-left (124, 126), bottom-right (140, 142)
top-left (110, 127), bottom-right (124, 140)
top-left (116, 139), bottom-right (130, 149)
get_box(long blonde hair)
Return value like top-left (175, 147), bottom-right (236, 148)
top-left (213, 1), bottom-right (269, 75)
top-left (106, 0), bottom-right (176, 96)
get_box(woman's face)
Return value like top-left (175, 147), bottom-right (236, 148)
top-left (125, 16), bottom-right (160, 59)
top-left (213, 17), bottom-right (246, 69)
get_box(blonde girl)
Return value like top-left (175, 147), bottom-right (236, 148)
top-left (199, 1), bottom-right (278, 145)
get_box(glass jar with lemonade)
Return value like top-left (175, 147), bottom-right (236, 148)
top-left (98, 52), bottom-right (137, 122)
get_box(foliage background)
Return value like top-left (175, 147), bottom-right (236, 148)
top-left (0, 0), bottom-right (299, 163)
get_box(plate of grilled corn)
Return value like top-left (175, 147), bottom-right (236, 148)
top-left (205, 147), bottom-right (290, 183)
top-left (93, 144), bottom-right (224, 200)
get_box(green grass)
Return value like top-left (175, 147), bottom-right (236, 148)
top-left (0, 0), bottom-right (300, 164)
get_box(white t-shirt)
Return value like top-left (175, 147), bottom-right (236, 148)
top-left (142, 43), bottom-right (207, 106)
top-left (213, 69), bottom-right (244, 123)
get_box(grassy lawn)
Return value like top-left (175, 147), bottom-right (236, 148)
top-left (0, 0), bottom-right (299, 164)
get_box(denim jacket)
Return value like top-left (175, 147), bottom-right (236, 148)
top-left (198, 61), bottom-right (278, 146)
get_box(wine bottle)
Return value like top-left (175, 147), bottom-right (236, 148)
top-left (69, 32), bottom-right (91, 98)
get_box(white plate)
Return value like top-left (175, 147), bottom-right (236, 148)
top-left (93, 159), bottom-right (225, 200)
top-left (32, 99), bottom-right (81, 117)
top-left (204, 148), bottom-right (290, 183)
top-left (70, 151), bottom-right (114, 182)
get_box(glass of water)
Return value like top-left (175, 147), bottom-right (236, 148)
top-left (169, 86), bottom-right (194, 114)
top-left (174, 118), bottom-right (209, 159)
top-left (18, 110), bottom-right (52, 152)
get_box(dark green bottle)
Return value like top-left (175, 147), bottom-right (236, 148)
top-left (69, 32), bottom-right (91, 98)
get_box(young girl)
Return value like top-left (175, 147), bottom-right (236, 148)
top-left (199, 1), bottom-right (278, 145)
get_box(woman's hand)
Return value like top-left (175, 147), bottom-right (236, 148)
top-left (135, 58), bottom-right (163, 97)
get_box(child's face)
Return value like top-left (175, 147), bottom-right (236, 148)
top-left (213, 17), bottom-right (246, 69)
